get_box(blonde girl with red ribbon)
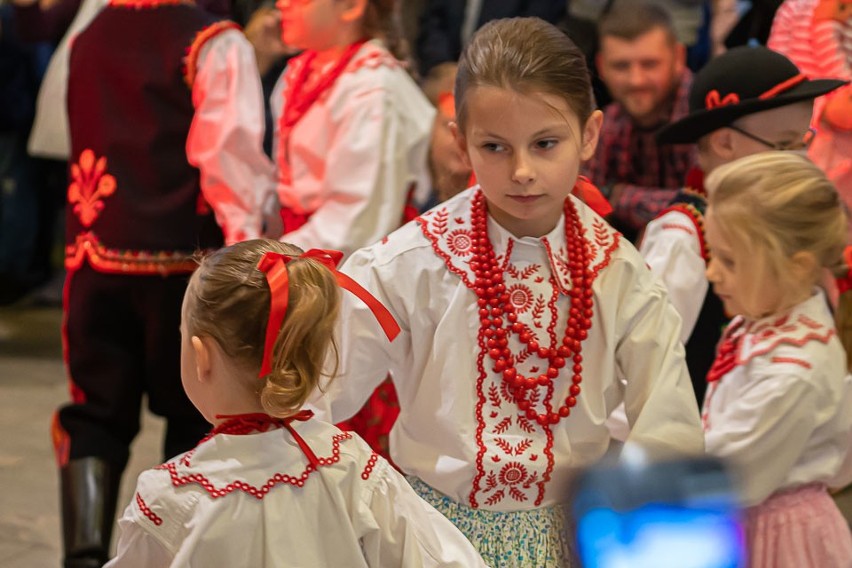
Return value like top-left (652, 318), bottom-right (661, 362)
top-left (105, 239), bottom-right (487, 568)
top-left (701, 152), bottom-right (852, 568)
top-left (315, 18), bottom-right (705, 567)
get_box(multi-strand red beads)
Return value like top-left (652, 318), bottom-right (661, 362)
top-left (469, 192), bottom-right (594, 427)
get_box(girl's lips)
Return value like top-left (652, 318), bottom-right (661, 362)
top-left (508, 195), bottom-right (543, 203)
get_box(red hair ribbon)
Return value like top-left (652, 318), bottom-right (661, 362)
top-left (837, 245), bottom-right (852, 295)
top-left (256, 249), bottom-right (401, 378)
top-left (705, 90), bottom-right (740, 109)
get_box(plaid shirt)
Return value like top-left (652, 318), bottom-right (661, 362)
top-left (584, 69), bottom-right (698, 238)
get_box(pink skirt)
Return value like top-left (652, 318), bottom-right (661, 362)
top-left (745, 483), bottom-right (852, 568)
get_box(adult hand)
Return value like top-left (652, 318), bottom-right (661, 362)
top-left (244, 6), bottom-right (289, 76)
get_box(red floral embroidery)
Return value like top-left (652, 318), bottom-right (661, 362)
top-left (65, 231), bottom-right (200, 275)
top-left (498, 462), bottom-right (528, 485)
top-left (135, 493), bottom-right (163, 526)
top-left (447, 229), bottom-right (475, 256)
top-left (68, 149), bottom-right (116, 228)
top-left (507, 283), bottom-right (534, 313)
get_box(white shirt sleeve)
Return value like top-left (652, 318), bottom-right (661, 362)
top-left (186, 29), bottom-right (276, 245)
top-left (705, 372), bottom-right (820, 506)
top-left (608, 256), bottom-right (704, 457)
top-left (361, 459), bottom-right (488, 567)
top-left (639, 210), bottom-right (708, 341)
top-left (103, 507), bottom-right (174, 568)
top-left (279, 85), bottom-right (424, 256)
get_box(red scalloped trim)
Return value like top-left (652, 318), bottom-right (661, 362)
top-left (469, 316), bottom-right (490, 509)
top-left (136, 492), bottom-right (163, 526)
top-left (770, 356), bottom-right (812, 369)
top-left (361, 452), bottom-right (379, 480)
top-left (183, 21), bottom-right (242, 89)
top-left (658, 203), bottom-right (708, 261)
top-left (346, 48), bottom-right (401, 74)
top-left (157, 432), bottom-right (352, 499)
top-left (65, 231), bottom-right (200, 275)
top-left (739, 327), bottom-right (836, 365)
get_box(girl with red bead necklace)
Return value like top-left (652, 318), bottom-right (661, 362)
top-left (105, 239), bottom-right (487, 567)
top-left (702, 152), bottom-right (852, 568)
top-left (315, 18), bottom-right (704, 566)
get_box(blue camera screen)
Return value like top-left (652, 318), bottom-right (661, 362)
top-left (577, 504), bottom-right (745, 568)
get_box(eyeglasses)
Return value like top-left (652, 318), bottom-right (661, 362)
top-left (726, 125), bottom-right (817, 151)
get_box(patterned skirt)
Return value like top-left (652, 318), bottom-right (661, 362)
top-left (745, 483), bottom-right (852, 568)
top-left (408, 476), bottom-right (576, 567)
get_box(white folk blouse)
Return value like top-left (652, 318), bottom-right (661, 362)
top-left (703, 291), bottom-right (852, 507)
top-left (315, 188), bottom-right (704, 512)
top-left (270, 40), bottom-right (435, 257)
top-left (105, 418), bottom-right (487, 567)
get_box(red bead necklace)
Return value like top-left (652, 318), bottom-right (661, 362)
top-left (469, 191), bottom-right (595, 426)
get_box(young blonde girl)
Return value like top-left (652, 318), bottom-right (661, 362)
top-left (702, 152), bottom-right (852, 567)
top-left (105, 240), bottom-right (487, 567)
top-left (316, 18), bottom-right (704, 566)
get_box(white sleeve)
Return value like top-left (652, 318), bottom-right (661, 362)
top-left (280, 85), bottom-right (428, 256)
top-left (361, 459), bottom-right (488, 568)
top-left (705, 372), bottom-right (820, 506)
top-left (639, 210), bottom-right (708, 341)
top-left (186, 29), bottom-right (276, 245)
top-left (609, 257), bottom-right (705, 457)
top-left (103, 506), bottom-right (174, 568)
top-left (319, 248), bottom-right (412, 422)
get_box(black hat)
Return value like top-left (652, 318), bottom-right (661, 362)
top-left (657, 46), bottom-right (847, 144)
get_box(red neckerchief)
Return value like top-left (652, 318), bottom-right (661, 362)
top-left (210, 411), bottom-right (319, 467)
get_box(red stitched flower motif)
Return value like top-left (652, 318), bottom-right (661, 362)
top-left (68, 149), bottom-right (116, 228)
top-left (507, 284), bottom-right (534, 313)
top-left (447, 229), bottom-right (474, 256)
top-left (499, 461), bottom-right (528, 486)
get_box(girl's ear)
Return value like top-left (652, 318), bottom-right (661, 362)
top-left (789, 250), bottom-right (819, 285)
top-left (580, 110), bottom-right (603, 161)
top-left (449, 121), bottom-right (472, 169)
top-left (191, 336), bottom-right (212, 383)
top-left (340, 0), bottom-right (368, 24)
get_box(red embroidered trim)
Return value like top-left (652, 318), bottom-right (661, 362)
top-left (470, 315), bottom-right (490, 508)
top-left (156, 432), bottom-right (352, 499)
top-left (361, 452), bottom-right (379, 480)
top-left (68, 149), bottom-right (116, 228)
top-left (589, 218), bottom-right (620, 279)
top-left (135, 493), bottom-right (163, 526)
top-left (183, 21), bottom-right (242, 89)
top-left (346, 49), bottom-right (401, 74)
top-left (65, 232), bottom-right (201, 275)
top-left (109, 0), bottom-right (190, 7)
top-left (658, 203), bottom-right (709, 261)
top-left (416, 209), bottom-right (475, 288)
top-left (661, 223), bottom-right (695, 235)
top-left (770, 356), bottom-right (812, 369)
top-left (742, 327), bottom-right (836, 364)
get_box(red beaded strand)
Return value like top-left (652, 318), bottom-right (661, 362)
top-left (469, 191), bottom-right (594, 426)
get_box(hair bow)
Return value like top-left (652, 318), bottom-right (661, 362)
top-left (256, 249), bottom-right (401, 378)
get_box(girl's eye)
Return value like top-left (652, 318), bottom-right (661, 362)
top-left (536, 139), bottom-right (558, 150)
top-left (482, 142), bottom-right (505, 152)
top-left (719, 256), bottom-right (735, 269)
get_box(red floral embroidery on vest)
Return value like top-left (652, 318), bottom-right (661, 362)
top-left (68, 149), bottom-right (116, 228)
top-left (65, 231), bottom-right (201, 275)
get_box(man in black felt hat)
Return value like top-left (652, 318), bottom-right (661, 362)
top-left (637, 45), bottom-right (846, 406)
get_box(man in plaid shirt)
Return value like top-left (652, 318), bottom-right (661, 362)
top-left (584, 3), bottom-right (698, 242)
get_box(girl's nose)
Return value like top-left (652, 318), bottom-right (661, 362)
top-left (511, 152), bottom-right (535, 184)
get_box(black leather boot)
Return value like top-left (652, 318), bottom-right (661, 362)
top-left (60, 457), bottom-right (122, 568)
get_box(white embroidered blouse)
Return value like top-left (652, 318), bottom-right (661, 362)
top-left (702, 291), bottom-right (852, 507)
top-left (316, 188), bottom-right (704, 512)
top-left (105, 418), bottom-right (487, 567)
